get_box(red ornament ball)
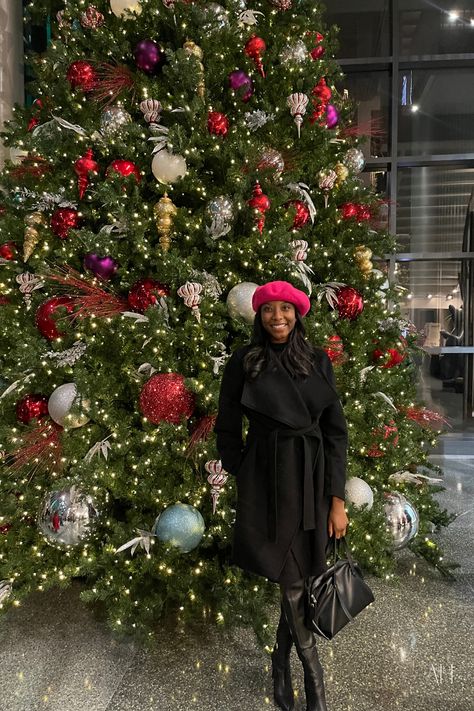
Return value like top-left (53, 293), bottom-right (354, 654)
top-left (127, 278), bottom-right (170, 313)
top-left (357, 205), bottom-right (372, 221)
top-left (50, 208), bottom-right (80, 239)
top-left (35, 296), bottom-right (75, 340)
top-left (340, 202), bottom-right (359, 219)
top-left (16, 394), bottom-right (49, 424)
top-left (285, 200), bottom-right (310, 230)
top-left (310, 45), bottom-right (325, 60)
top-left (66, 61), bottom-right (97, 92)
top-left (312, 78), bottom-right (332, 103)
top-left (207, 111), bottom-right (229, 137)
top-left (372, 340), bottom-right (407, 368)
top-left (106, 159), bottom-right (141, 183)
top-left (139, 373), bottom-right (195, 425)
top-left (0, 241), bottom-right (17, 260)
top-left (335, 286), bottom-right (364, 320)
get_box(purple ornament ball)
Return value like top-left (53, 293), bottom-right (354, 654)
top-left (228, 70), bottom-right (254, 103)
top-left (134, 40), bottom-right (166, 75)
top-left (83, 253), bottom-right (119, 281)
top-left (326, 104), bottom-right (339, 129)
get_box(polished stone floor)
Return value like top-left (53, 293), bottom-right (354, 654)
top-left (0, 452), bottom-right (472, 711)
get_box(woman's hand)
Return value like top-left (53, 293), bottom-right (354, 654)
top-left (328, 497), bottom-right (349, 539)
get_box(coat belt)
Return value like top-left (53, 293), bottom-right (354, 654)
top-left (254, 421), bottom-right (322, 543)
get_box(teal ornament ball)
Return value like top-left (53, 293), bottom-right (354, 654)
top-left (153, 503), bottom-right (205, 553)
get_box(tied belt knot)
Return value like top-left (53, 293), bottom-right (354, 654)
top-left (263, 421), bottom-right (322, 543)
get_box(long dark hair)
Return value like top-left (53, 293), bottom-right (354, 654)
top-left (243, 309), bottom-right (319, 380)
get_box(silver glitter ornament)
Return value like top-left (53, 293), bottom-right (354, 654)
top-left (100, 106), bottom-right (132, 136)
top-left (206, 196), bottom-right (234, 239)
top-left (226, 282), bottom-right (258, 324)
top-left (48, 383), bottom-right (90, 428)
top-left (344, 148), bottom-right (365, 174)
top-left (202, 3), bottom-right (229, 32)
top-left (38, 485), bottom-right (99, 547)
top-left (279, 40), bottom-right (307, 64)
top-left (384, 492), bottom-right (419, 550)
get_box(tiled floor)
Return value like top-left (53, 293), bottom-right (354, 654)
top-left (0, 452), bottom-right (472, 711)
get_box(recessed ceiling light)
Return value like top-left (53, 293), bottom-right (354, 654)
top-left (448, 11), bottom-right (459, 22)
top-left (411, 104), bottom-right (419, 113)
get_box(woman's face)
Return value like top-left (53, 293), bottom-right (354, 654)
top-left (260, 301), bottom-right (297, 343)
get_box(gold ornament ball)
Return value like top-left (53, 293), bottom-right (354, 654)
top-left (334, 163), bottom-right (349, 185)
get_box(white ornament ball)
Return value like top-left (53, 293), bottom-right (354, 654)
top-left (226, 282), bottom-right (258, 324)
top-left (110, 0), bottom-right (142, 17)
top-left (48, 383), bottom-right (90, 428)
top-left (151, 150), bottom-right (187, 184)
top-left (345, 477), bottom-right (374, 509)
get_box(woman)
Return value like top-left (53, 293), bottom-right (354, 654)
top-left (214, 281), bottom-right (349, 711)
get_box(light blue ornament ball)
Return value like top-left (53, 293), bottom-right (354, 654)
top-left (153, 503), bottom-right (205, 553)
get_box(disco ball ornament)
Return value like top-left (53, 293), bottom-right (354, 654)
top-left (127, 278), bottom-right (170, 313)
top-left (100, 106), bottom-right (132, 136)
top-left (134, 39), bottom-right (166, 75)
top-left (16, 394), bottom-right (49, 424)
top-left (206, 195), bottom-right (234, 232)
top-left (226, 282), bottom-right (258, 324)
top-left (38, 486), bottom-right (99, 547)
top-left (345, 477), bottom-right (373, 510)
top-left (228, 70), bottom-right (253, 102)
top-left (35, 296), bottom-right (75, 340)
top-left (153, 503), bottom-right (205, 552)
top-left (334, 286), bottom-right (364, 320)
top-left (151, 149), bottom-right (187, 184)
top-left (202, 3), bottom-right (229, 32)
top-left (383, 492), bottom-right (419, 550)
top-left (48, 383), bottom-right (90, 428)
top-left (279, 40), bottom-right (307, 64)
top-left (344, 147), bottom-right (365, 174)
top-left (139, 373), bottom-right (195, 424)
top-left (110, 0), bottom-right (142, 17)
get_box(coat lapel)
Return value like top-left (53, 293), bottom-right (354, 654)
top-left (240, 350), bottom-right (312, 429)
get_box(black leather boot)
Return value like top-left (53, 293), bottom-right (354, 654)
top-left (271, 603), bottom-right (294, 710)
top-left (281, 579), bottom-right (328, 711)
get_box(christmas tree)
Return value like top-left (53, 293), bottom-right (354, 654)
top-left (0, 0), bottom-right (457, 645)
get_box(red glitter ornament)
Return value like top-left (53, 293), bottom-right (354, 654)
top-left (356, 205), bottom-right (372, 221)
top-left (127, 278), bottom-right (170, 313)
top-left (35, 296), bottom-right (75, 340)
top-left (0, 241), bottom-right (17, 260)
top-left (323, 335), bottom-right (345, 364)
top-left (139, 373), bottom-right (195, 425)
top-left (244, 35), bottom-right (266, 77)
top-left (74, 148), bottom-right (99, 199)
top-left (16, 394), bottom-right (49, 424)
top-left (106, 159), bottom-right (141, 182)
top-left (372, 339), bottom-right (407, 368)
top-left (248, 181), bottom-right (271, 234)
top-left (66, 61), bottom-right (98, 92)
top-left (334, 286), bottom-right (364, 320)
top-left (207, 111), bottom-right (229, 137)
top-left (50, 207), bottom-right (80, 239)
top-left (285, 200), bottom-right (310, 230)
top-left (340, 202), bottom-right (359, 220)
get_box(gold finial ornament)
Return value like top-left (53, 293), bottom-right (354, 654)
top-left (353, 245), bottom-right (373, 278)
top-left (24, 211), bottom-right (47, 261)
top-left (154, 193), bottom-right (177, 252)
top-left (183, 40), bottom-right (205, 98)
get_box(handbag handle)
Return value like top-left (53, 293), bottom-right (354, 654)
top-left (328, 535), bottom-right (357, 575)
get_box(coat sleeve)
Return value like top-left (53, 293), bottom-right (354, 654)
top-left (214, 350), bottom-right (245, 476)
top-left (318, 352), bottom-right (348, 501)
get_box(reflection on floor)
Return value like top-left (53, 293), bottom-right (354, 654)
top-left (0, 452), bottom-right (472, 711)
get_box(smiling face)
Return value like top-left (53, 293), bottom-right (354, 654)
top-left (260, 300), bottom-right (297, 343)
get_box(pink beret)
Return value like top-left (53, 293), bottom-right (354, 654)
top-left (252, 280), bottom-right (311, 317)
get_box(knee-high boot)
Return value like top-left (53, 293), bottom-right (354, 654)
top-left (271, 603), bottom-right (294, 710)
top-left (281, 579), bottom-right (328, 711)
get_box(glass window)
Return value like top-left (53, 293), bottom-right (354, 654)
top-left (396, 166), bottom-right (474, 252)
top-left (325, 0), bottom-right (391, 58)
top-left (398, 68), bottom-right (474, 156)
top-left (399, 0), bottom-right (474, 56)
top-left (339, 72), bottom-right (391, 158)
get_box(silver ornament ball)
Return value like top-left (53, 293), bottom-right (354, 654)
top-left (206, 196), bottom-right (233, 222)
top-left (384, 492), bottom-right (419, 550)
top-left (48, 383), bottom-right (90, 428)
top-left (279, 40), bottom-right (307, 64)
top-left (226, 282), bottom-right (258, 324)
top-left (38, 486), bottom-right (99, 547)
top-left (100, 106), bottom-right (132, 136)
top-left (202, 3), bottom-right (229, 32)
top-left (345, 477), bottom-right (374, 509)
top-left (344, 148), bottom-right (365, 174)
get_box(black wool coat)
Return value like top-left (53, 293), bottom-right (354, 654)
top-left (214, 343), bottom-right (348, 582)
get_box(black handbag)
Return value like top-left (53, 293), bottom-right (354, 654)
top-left (305, 535), bottom-right (375, 640)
